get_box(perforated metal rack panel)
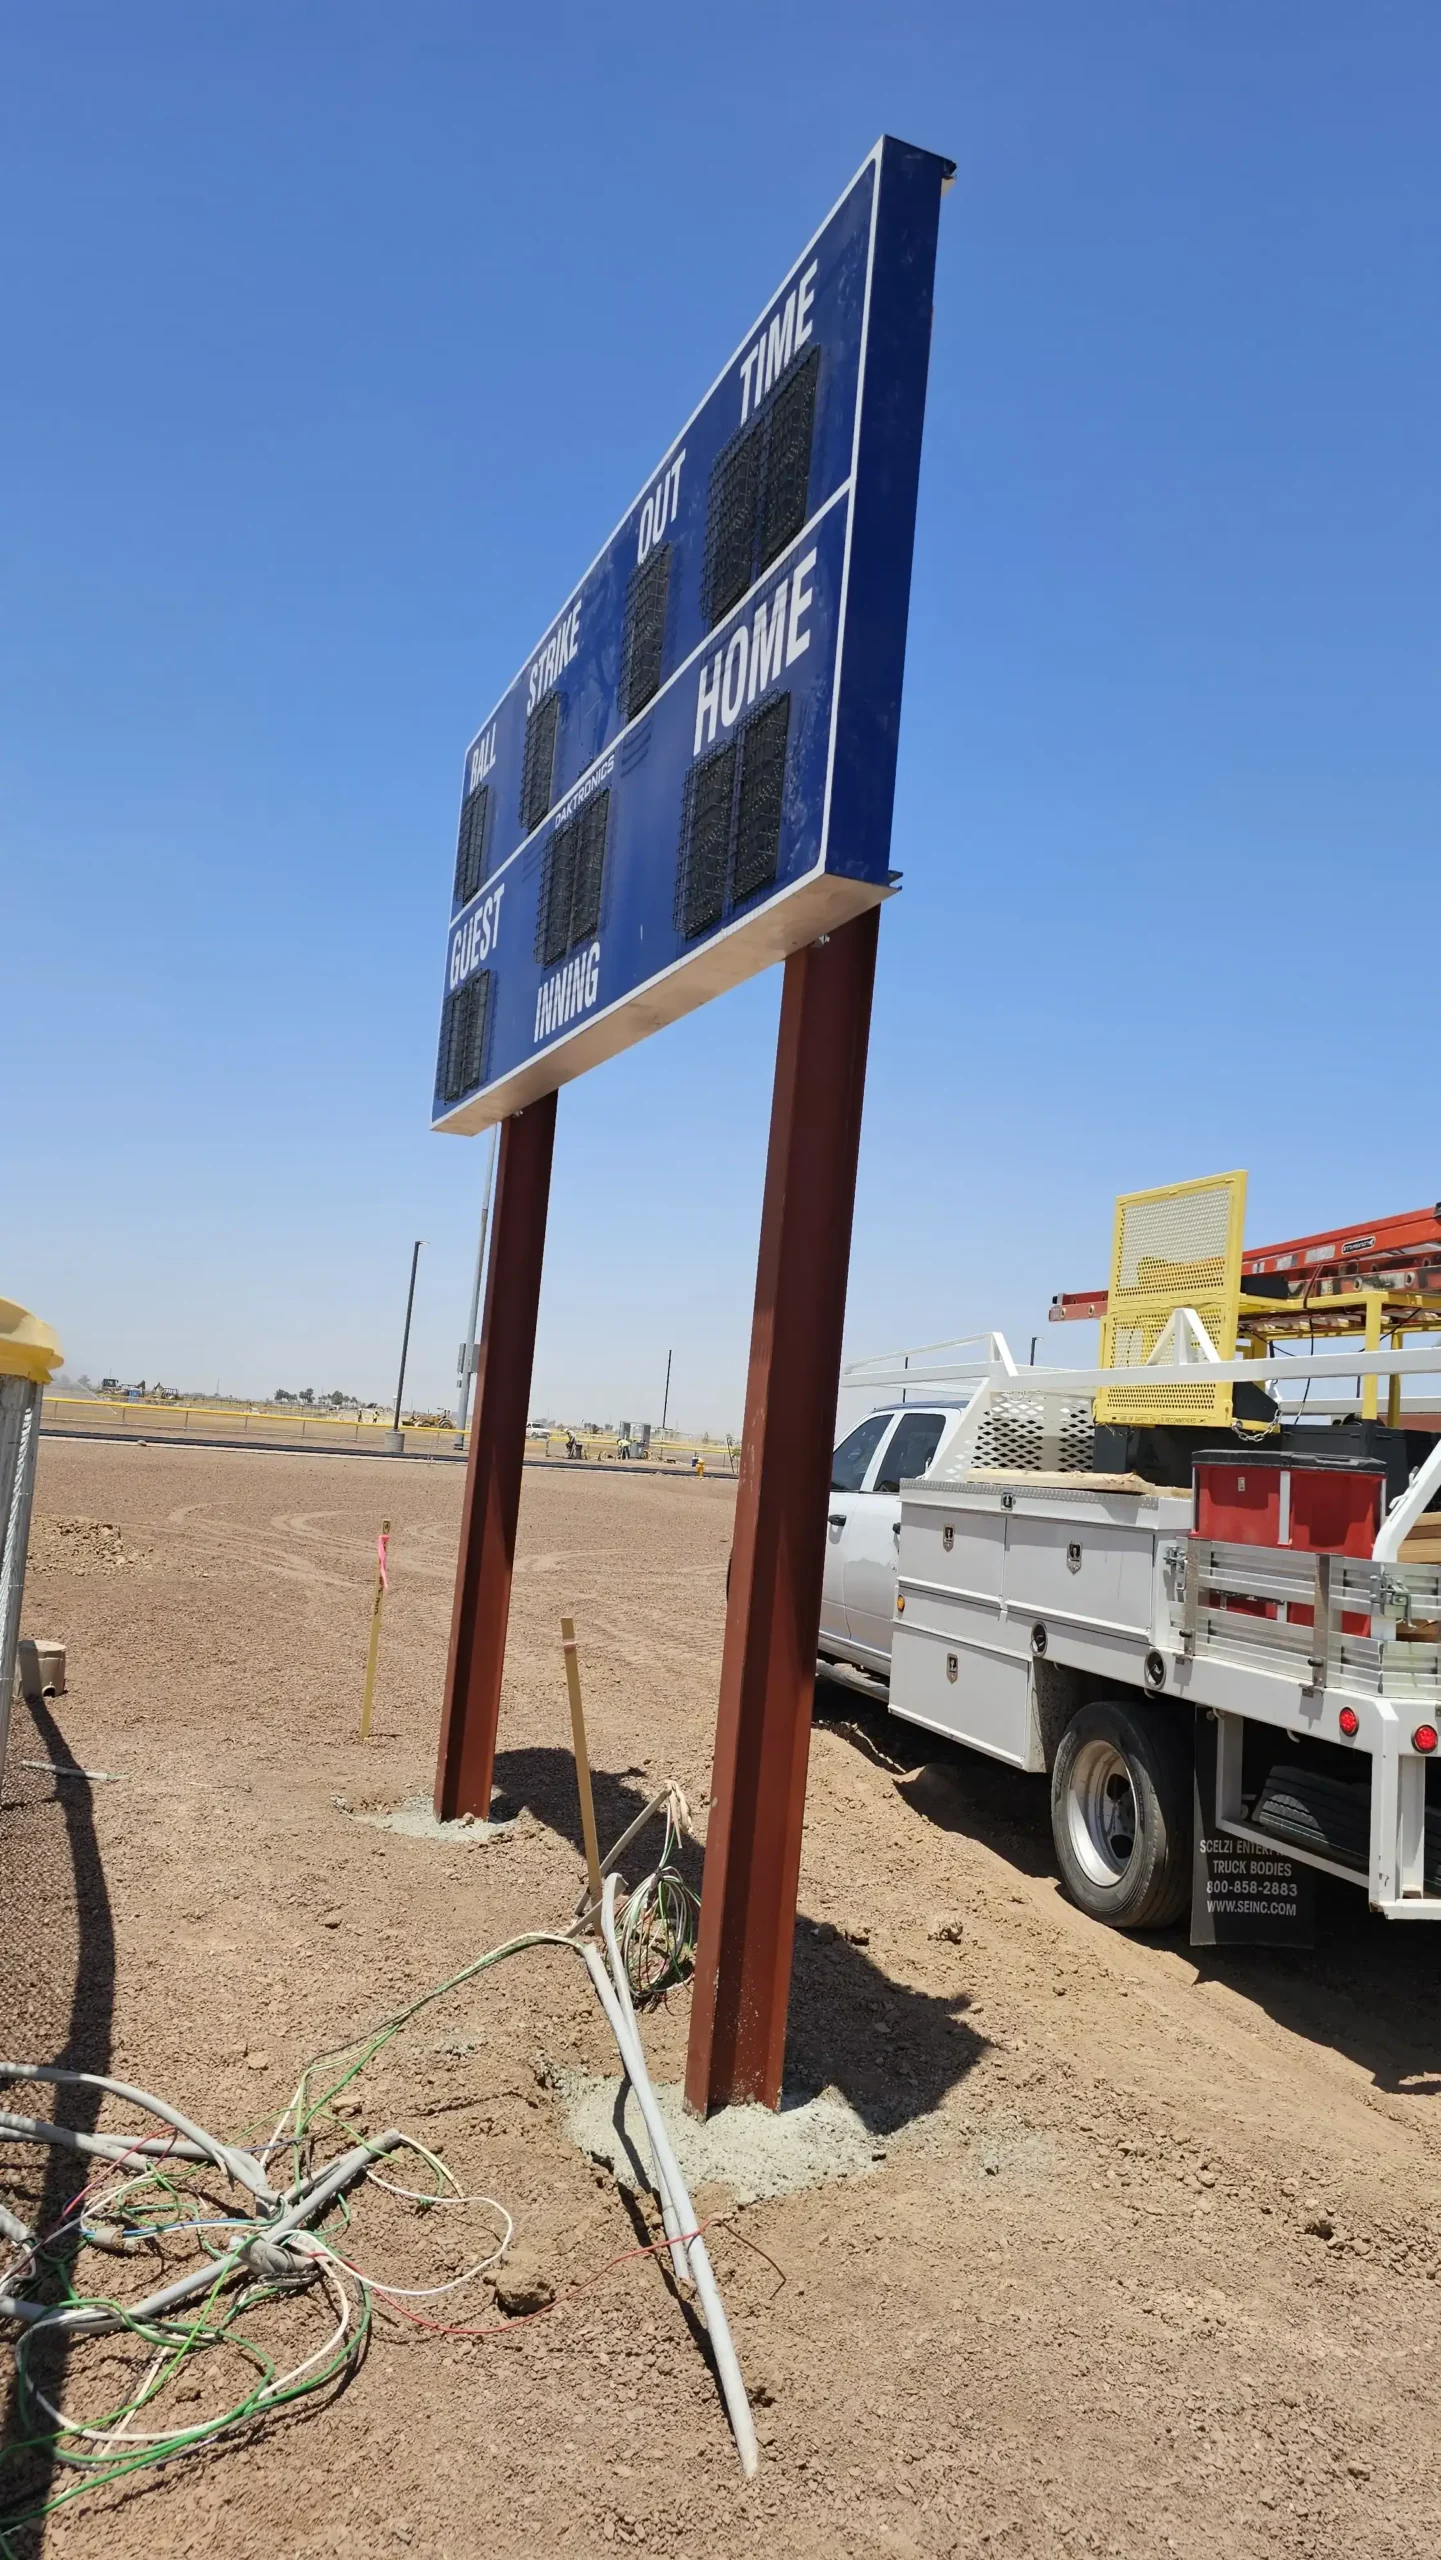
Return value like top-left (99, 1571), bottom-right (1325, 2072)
top-left (621, 548), bottom-right (671, 722)
top-left (968, 1398), bottom-right (1096, 1473)
top-left (452, 782), bottom-right (490, 907)
top-left (438, 971), bottom-right (493, 1105)
top-left (676, 744), bottom-right (737, 939)
top-left (732, 695), bottom-right (791, 904)
top-left (536, 794), bottom-right (611, 967)
top-left (1060, 1405), bottom-right (1096, 1469)
top-left (520, 693), bottom-right (561, 835)
top-left (1096, 1171), bottom-right (1247, 1427)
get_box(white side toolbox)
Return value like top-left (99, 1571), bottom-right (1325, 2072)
top-left (891, 1475), bottom-right (1191, 1768)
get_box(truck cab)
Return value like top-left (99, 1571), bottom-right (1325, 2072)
top-left (819, 1405), bottom-right (965, 1676)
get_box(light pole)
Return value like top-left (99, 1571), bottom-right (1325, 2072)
top-left (386, 1241), bottom-right (424, 1454)
top-left (454, 1128), bottom-right (499, 1449)
top-left (660, 1346), bottom-right (673, 1444)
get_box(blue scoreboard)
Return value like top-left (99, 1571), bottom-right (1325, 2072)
top-left (432, 136), bottom-right (950, 1134)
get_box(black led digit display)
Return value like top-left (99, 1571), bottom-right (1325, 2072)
top-left (757, 352), bottom-right (819, 577)
top-left (520, 692), bottom-right (562, 834)
top-left (676, 741), bottom-right (738, 939)
top-left (621, 548), bottom-right (671, 722)
top-left (731, 694), bottom-right (791, 904)
top-left (452, 781), bottom-right (490, 906)
top-left (438, 970), bottom-right (492, 1104)
top-left (702, 430), bottom-right (765, 629)
top-left (536, 792), bottom-right (611, 967)
top-left (702, 349), bottom-right (820, 632)
top-left (674, 694), bottom-right (791, 936)
top-left (567, 794), bottom-right (609, 947)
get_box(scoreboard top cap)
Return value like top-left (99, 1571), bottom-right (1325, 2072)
top-left (433, 135), bottom-right (951, 1134)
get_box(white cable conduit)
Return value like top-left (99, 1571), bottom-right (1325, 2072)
top-left (0, 2104), bottom-right (405, 2332)
top-left (584, 1875), bottom-right (759, 2478)
top-left (0, 2197), bottom-right (32, 2248)
top-left (0, 2110), bottom-right (212, 2166)
top-left (0, 2065), bottom-right (277, 2203)
top-left (593, 1889), bottom-right (692, 2284)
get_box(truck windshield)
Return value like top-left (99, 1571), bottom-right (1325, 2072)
top-left (874, 1409), bottom-right (947, 1493)
top-left (831, 1413), bottom-right (893, 1491)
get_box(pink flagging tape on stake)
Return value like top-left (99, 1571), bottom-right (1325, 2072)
top-left (377, 1529), bottom-right (390, 1591)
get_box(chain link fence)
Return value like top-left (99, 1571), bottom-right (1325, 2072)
top-left (0, 1373), bottom-right (43, 1790)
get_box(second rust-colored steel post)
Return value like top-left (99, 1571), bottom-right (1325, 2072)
top-left (434, 1093), bottom-right (557, 1822)
top-left (685, 906), bottom-right (880, 2115)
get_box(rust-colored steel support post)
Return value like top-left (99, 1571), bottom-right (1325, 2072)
top-left (434, 1092), bottom-right (557, 1822)
top-left (685, 907), bottom-right (880, 2115)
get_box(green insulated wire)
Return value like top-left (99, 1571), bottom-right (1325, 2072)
top-left (0, 1838), bottom-right (699, 2542)
top-left (0, 1929), bottom-right (576, 2541)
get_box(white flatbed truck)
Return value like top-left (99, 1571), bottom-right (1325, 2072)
top-left (819, 1333), bottom-right (1441, 1930)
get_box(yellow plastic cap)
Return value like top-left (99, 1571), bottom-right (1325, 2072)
top-left (0, 1297), bottom-right (64, 1385)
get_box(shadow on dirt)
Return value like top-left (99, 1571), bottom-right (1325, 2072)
top-left (1188, 1893), bottom-right (1441, 2099)
top-left (813, 1677), bottom-right (1056, 1881)
top-left (0, 1690), bottom-right (118, 2554)
top-left (491, 1741), bottom-right (989, 2137)
top-left (813, 1677), bottom-right (1441, 2104)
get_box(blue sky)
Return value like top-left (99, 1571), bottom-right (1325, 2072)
top-left (4, 3), bottom-right (1438, 1428)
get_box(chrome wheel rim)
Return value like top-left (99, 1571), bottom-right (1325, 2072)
top-left (1065, 1739), bottom-right (1138, 1888)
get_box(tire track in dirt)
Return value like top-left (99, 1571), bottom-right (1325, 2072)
top-left (163, 1502), bottom-right (356, 1590)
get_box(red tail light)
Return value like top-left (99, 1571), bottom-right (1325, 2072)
top-left (1413, 1725), bottom-right (1438, 1755)
top-left (1338, 1707), bottom-right (1360, 1737)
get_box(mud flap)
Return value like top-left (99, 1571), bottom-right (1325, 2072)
top-left (1190, 1711), bottom-right (1314, 1947)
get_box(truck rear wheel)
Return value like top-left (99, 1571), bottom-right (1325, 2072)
top-left (1050, 1699), bottom-right (1192, 1930)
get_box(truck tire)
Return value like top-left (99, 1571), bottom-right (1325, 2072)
top-left (1050, 1699), bottom-right (1192, 1930)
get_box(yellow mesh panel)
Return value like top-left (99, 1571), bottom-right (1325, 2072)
top-left (1096, 1171), bottom-right (1246, 1427)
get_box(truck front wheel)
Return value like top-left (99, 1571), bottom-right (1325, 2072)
top-left (1050, 1699), bottom-right (1191, 1930)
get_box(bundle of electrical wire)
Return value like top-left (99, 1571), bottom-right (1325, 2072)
top-left (0, 1930), bottom-right (562, 2547)
top-left (0, 1785), bottom-right (753, 2546)
top-left (611, 1786), bottom-right (700, 2001)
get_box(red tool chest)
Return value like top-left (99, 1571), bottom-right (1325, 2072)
top-left (1193, 1452), bottom-right (1385, 1555)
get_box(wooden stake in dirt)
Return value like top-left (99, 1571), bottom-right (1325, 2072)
top-left (560, 1615), bottom-right (605, 1914)
top-left (358, 1520), bottom-right (391, 1740)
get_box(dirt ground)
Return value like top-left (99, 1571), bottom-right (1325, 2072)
top-left (4, 1439), bottom-right (1441, 2560)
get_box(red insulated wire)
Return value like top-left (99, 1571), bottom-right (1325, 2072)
top-left (355, 2218), bottom-right (720, 2339)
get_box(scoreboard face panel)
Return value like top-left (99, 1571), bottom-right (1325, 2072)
top-left (433, 134), bottom-right (949, 1133)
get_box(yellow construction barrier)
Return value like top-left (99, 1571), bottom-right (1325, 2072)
top-left (40, 1395), bottom-right (735, 1470)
